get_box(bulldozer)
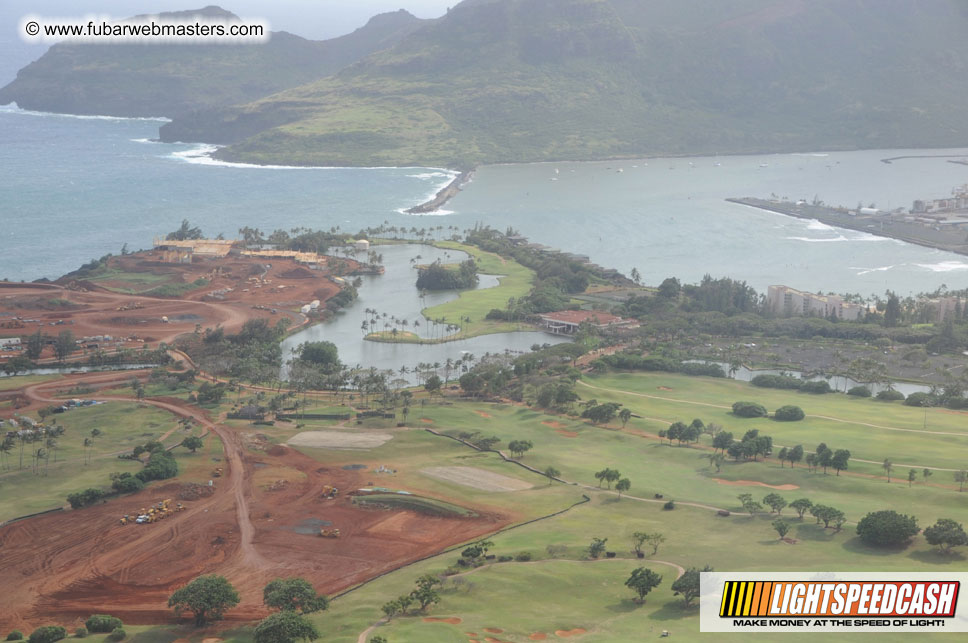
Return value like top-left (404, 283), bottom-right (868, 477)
top-left (212, 467), bottom-right (223, 478)
top-left (319, 528), bottom-right (341, 538)
top-left (321, 485), bottom-right (339, 499)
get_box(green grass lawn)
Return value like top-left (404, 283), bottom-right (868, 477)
top-left (28, 370), bottom-right (968, 642)
top-left (400, 241), bottom-right (537, 341)
top-left (0, 373), bottom-right (62, 390)
top-left (0, 402), bottom-right (206, 520)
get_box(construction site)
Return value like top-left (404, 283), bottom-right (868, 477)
top-left (0, 370), bottom-right (508, 630)
top-left (0, 245), bottom-right (358, 366)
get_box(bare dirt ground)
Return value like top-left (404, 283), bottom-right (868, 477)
top-left (0, 251), bottom-right (352, 365)
top-left (0, 372), bottom-right (508, 631)
top-left (286, 430), bottom-right (394, 450)
top-left (421, 466), bottom-right (534, 492)
top-left (713, 478), bottom-right (799, 491)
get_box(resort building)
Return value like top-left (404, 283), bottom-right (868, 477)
top-left (766, 285), bottom-right (866, 321)
top-left (538, 310), bottom-right (636, 335)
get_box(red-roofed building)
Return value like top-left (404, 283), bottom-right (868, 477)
top-left (537, 310), bottom-right (635, 335)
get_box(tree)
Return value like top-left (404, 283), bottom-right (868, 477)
top-left (25, 329), bottom-right (45, 360)
top-left (816, 444), bottom-right (833, 474)
top-left (883, 458), bottom-right (894, 483)
top-left (657, 277), bottom-right (681, 299)
top-left (789, 444), bottom-right (804, 468)
top-left (712, 431), bottom-right (733, 453)
top-left (594, 468), bottom-right (614, 488)
top-left (582, 402), bottom-right (621, 425)
top-left (777, 447), bottom-right (788, 467)
top-left (774, 405), bottom-right (804, 421)
top-left (884, 292), bottom-right (902, 327)
top-left (645, 533), bottom-right (665, 555)
top-left (543, 466), bottom-right (560, 484)
top-left (923, 468), bottom-right (933, 484)
top-left (671, 566), bottom-right (711, 607)
top-left (424, 374), bottom-right (442, 396)
top-left (856, 510), bottom-right (919, 547)
top-left (167, 219), bottom-right (203, 241)
top-left (738, 493), bottom-right (762, 517)
top-left (790, 498), bottom-right (813, 520)
top-left (615, 477), bottom-right (631, 498)
top-left (625, 568), bottom-right (662, 603)
top-left (772, 519), bottom-right (790, 539)
top-left (381, 599), bottom-right (401, 621)
top-left (410, 574), bottom-right (442, 611)
top-left (263, 578), bottom-right (328, 614)
top-left (168, 575), bottom-right (240, 626)
top-left (762, 493), bottom-right (787, 514)
top-left (254, 612), bottom-right (320, 643)
top-left (907, 469), bottom-right (917, 487)
top-left (631, 532), bottom-right (649, 556)
top-left (180, 436), bottom-right (204, 453)
top-left (508, 440), bottom-right (533, 458)
top-left (831, 449), bottom-right (850, 476)
top-left (54, 330), bottom-right (75, 362)
top-left (923, 518), bottom-right (968, 554)
top-left (956, 470), bottom-right (968, 492)
top-left (27, 628), bottom-right (66, 643)
top-left (619, 408), bottom-right (632, 428)
top-left (588, 537), bottom-right (608, 559)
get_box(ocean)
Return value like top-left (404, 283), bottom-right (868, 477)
top-left (2, 104), bottom-right (968, 298)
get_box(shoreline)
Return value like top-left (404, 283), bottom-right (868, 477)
top-left (404, 170), bottom-right (474, 214)
top-left (726, 197), bottom-right (968, 258)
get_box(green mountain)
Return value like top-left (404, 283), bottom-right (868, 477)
top-left (0, 6), bottom-right (424, 118)
top-left (164, 0), bottom-right (968, 168)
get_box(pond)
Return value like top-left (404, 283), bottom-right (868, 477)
top-left (281, 244), bottom-right (568, 382)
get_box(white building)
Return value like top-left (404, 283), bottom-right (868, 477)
top-left (766, 285), bottom-right (866, 321)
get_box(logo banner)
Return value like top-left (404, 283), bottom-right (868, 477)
top-left (701, 572), bottom-right (968, 633)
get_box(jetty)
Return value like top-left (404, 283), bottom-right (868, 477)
top-left (406, 170), bottom-right (473, 214)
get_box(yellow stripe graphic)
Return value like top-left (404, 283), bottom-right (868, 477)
top-left (720, 582), bottom-right (731, 616)
top-left (743, 581), bottom-right (755, 615)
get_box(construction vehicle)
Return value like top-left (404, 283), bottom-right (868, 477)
top-left (212, 467), bottom-right (223, 478)
top-left (319, 528), bottom-right (341, 538)
top-left (321, 485), bottom-right (339, 499)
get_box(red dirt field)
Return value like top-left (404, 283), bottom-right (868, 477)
top-left (0, 373), bottom-right (509, 631)
top-left (0, 251), bottom-right (353, 365)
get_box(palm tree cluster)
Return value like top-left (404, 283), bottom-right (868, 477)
top-left (1, 420), bottom-right (71, 476)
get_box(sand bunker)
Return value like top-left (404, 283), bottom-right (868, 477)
top-left (420, 418), bottom-right (434, 424)
top-left (657, 386), bottom-right (673, 391)
top-left (422, 466), bottom-right (533, 492)
top-left (541, 420), bottom-right (568, 429)
top-left (484, 628), bottom-right (503, 634)
top-left (714, 478), bottom-right (799, 491)
top-left (287, 431), bottom-right (392, 450)
top-left (555, 629), bottom-right (587, 637)
top-left (423, 616), bottom-right (462, 624)
top-left (530, 635), bottom-right (548, 641)
top-left (555, 429), bottom-right (579, 438)
top-left (475, 410), bottom-right (493, 418)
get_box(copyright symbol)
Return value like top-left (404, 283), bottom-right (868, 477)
top-left (25, 21), bottom-right (40, 36)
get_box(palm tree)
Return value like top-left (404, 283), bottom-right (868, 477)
top-left (883, 458), bottom-right (894, 483)
top-left (46, 437), bottom-right (57, 463)
top-left (0, 436), bottom-right (14, 470)
top-left (83, 437), bottom-right (93, 465)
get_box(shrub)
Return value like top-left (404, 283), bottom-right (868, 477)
top-left (74, 630), bottom-right (87, 639)
top-left (846, 385), bottom-right (871, 397)
top-left (774, 405), bottom-right (805, 421)
top-left (903, 391), bottom-right (937, 407)
top-left (497, 555), bottom-right (513, 562)
top-left (28, 628), bottom-right (66, 643)
top-left (83, 616), bottom-right (122, 634)
top-left (66, 488), bottom-right (105, 509)
top-left (663, 500), bottom-right (675, 510)
top-left (751, 374), bottom-right (802, 390)
top-left (732, 401), bottom-right (768, 418)
top-left (798, 380), bottom-right (832, 394)
top-left (875, 389), bottom-right (905, 402)
top-left (515, 551), bottom-right (533, 562)
top-left (111, 475), bottom-right (144, 494)
top-left (856, 510), bottom-right (919, 547)
top-left (106, 629), bottom-right (125, 643)
top-left (7, 632), bottom-right (23, 641)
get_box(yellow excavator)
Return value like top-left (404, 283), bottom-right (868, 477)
top-left (319, 528), bottom-right (341, 538)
